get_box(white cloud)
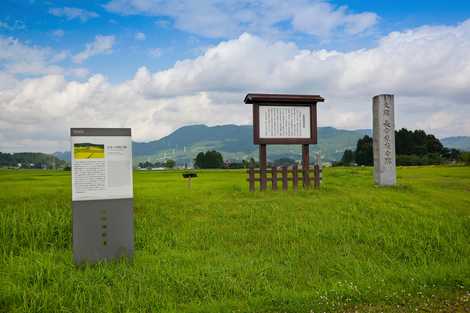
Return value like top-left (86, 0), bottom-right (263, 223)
top-left (67, 67), bottom-right (90, 78)
top-left (424, 111), bottom-right (456, 129)
top-left (155, 19), bottom-right (170, 28)
top-left (0, 36), bottom-right (66, 76)
top-left (291, 3), bottom-right (377, 36)
top-left (148, 48), bottom-right (161, 58)
top-left (1, 20), bottom-right (470, 152)
top-left (49, 7), bottom-right (99, 22)
top-left (52, 29), bottom-right (65, 37)
top-left (73, 35), bottom-right (116, 64)
top-left (0, 36), bottom-right (89, 80)
top-left (105, 0), bottom-right (377, 38)
top-left (135, 32), bottom-right (146, 41)
top-left (0, 20), bottom-right (26, 31)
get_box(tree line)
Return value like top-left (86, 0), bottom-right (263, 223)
top-left (138, 159), bottom-right (176, 169)
top-left (339, 128), bottom-right (470, 166)
top-left (194, 151), bottom-right (307, 169)
top-left (0, 152), bottom-right (66, 169)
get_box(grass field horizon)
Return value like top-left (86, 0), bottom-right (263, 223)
top-left (1, 166), bottom-right (469, 312)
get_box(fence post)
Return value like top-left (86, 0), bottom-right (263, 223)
top-left (316, 152), bottom-right (322, 188)
top-left (271, 166), bottom-right (278, 191)
top-left (282, 166), bottom-right (288, 191)
top-left (259, 144), bottom-right (267, 191)
top-left (314, 165), bottom-right (320, 188)
top-left (248, 166), bottom-right (255, 192)
top-left (302, 144), bottom-right (310, 189)
top-left (292, 164), bottom-right (298, 192)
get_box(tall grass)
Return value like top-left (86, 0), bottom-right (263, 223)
top-left (0, 166), bottom-right (469, 312)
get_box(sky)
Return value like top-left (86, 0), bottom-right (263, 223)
top-left (1, 0), bottom-right (470, 153)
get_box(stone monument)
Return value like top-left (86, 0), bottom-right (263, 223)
top-left (373, 94), bottom-right (396, 186)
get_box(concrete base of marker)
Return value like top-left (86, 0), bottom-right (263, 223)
top-left (373, 94), bottom-right (396, 186)
top-left (73, 198), bottom-right (133, 264)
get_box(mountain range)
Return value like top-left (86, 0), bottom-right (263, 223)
top-left (132, 124), bottom-right (372, 165)
top-left (53, 124), bottom-right (470, 165)
top-left (440, 136), bottom-right (470, 152)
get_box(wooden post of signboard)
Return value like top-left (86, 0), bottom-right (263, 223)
top-left (248, 166), bottom-right (255, 192)
top-left (259, 144), bottom-right (267, 191)
top-left (292, 164), bottom-right (299, 191)
top-left (302, 144), bottom-right (310, 188)
top-left (314, 165), bottom-right (320, 188)
top-left (271, 166), bottom-right (278, 191)
top-left (282, 166), bottom-right (288, 191)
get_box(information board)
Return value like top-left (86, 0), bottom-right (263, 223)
top-left (259, 106), bottom-right (311, 139)
top-left (252, 103), bottom-right (317, 145)
top-left (71, 128), bottom-right (134, 265)
top-left (71, 135), bottom-right (133, 201)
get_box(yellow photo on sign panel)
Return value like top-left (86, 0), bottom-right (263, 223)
top-left (74, 143), bottom-right (105, 159)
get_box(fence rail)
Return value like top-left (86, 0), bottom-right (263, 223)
top-left (247, 164), bottom-right (322, 192)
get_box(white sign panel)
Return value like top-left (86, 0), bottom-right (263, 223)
top-left (259, 106), bottom-right (311, 139)
top-left (71, 136), bottom-right (133, 201)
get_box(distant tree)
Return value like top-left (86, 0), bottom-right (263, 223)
top-left (441, 148), bottom-right (461, 161)
top-left (273, 158), bottom-right (297, 167)
top-left (249, 157), bottom-right (258, 168)
top-left (395, 128), bottom-right (414, 155)
top-left (164, 159), bottom-right (176, 169)
top-left (0, 152), bottom-right (65, 169)
top-left (347, 128), bottom-right (456, 167)
top-left (423, 153), bottom-right (443, 165)
top-left (194, 152), bottom-right (205, 169)
top-left (395, 128), bottom-right (444, 156)
top-left (139, 161), bottom-right (154, 169)
top-left (449, 148), bottom-right (461, 161)
top-left (0, 152), bottom-right (15, 167)
top-left (194, 150), bottom-right (224, 168)
top-left (226, 162), bottom-right (244, 169)
top-left (355, 135), bottom-right (373, 166)
top-left (460, 152), bottom-right (470, 166)
top-left (340, 149), bottom-right (355, 166)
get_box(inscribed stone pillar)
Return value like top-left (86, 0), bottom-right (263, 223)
top-left (373, 94), bottom-right (396, 186)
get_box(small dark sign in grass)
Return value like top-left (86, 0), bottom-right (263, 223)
top-left (182, 171), bottom-right (198, 189)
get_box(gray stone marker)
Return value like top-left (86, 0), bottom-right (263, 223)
top-left (373, 94), bottom-right (396, 186)
top-left (71, 128), bottom-right (133, 264)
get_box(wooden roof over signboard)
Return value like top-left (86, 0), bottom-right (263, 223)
top-left (244, 93), bottom-right (324, 104)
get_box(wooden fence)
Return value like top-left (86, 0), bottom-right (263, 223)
top-left (247, 164), bottom-right (322, 192)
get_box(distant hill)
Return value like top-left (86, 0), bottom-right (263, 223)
top-left (51, 128), bottom-right (470, 166)
top-left (46, 128), bottom-right (470, 166)
top-left (53, 124), bottom-right (370, 164)
top-left (53, 151), bottom-right (71, 162)
top-left (131, 124), bottom-right (371, 164)
top-left (441, 136), bottom-right (470, 151)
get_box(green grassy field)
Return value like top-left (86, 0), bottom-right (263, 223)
top-left (1, 166), bottom-right (469, 312)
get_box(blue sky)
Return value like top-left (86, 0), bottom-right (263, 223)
top-left (3, 0), bottom-right (470, 81)
top-left (1, 0), bottom-right (470, 152)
